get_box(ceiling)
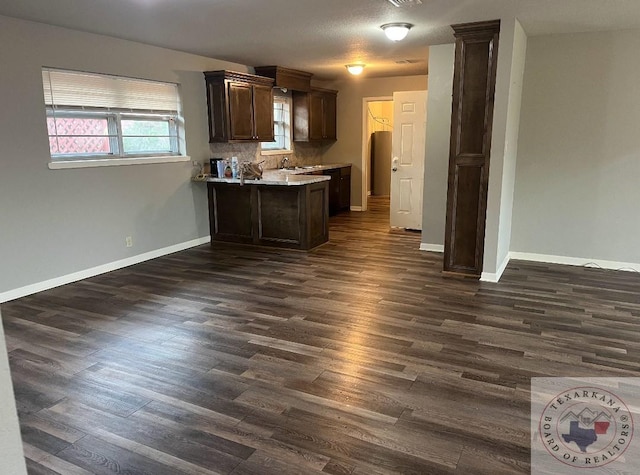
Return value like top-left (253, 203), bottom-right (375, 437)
top-left (1, 0), bottom-right (640, 79)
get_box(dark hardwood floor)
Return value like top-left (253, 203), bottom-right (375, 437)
top-left (3, 196), bottom-right (640, 474)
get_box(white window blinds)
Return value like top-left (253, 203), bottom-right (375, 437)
top-left (42, 68), bottom-right (179, 113)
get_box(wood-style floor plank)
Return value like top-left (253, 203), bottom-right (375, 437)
top-left (3, 196), bottom-right (640, 474)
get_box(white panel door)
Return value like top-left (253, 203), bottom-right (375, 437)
top-left (390, 90), bottom-right (427, 230)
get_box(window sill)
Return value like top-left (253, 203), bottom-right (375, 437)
top-left (48, 155), bottom-right (190, 170)
top-left (260, 149), bottom-right (294, 157)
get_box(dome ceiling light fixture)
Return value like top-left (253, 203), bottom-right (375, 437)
top-left (381, 22), bottom-right (413, 41)
top-left (386, 0), bottom-right (422, 6)
top-left (345, 64), bottom-right (365, 75)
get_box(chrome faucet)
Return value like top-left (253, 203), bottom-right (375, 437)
top-left (280, 157), bottom-right (290, 169)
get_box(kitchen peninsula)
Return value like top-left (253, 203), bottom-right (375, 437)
top-left (207, 169), bottom-right (331, 250)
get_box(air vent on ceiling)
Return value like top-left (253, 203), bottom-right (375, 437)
top-left (395, 59), bottom-right (421, 64)
top-left (386, 0), bottom-right (422, 7)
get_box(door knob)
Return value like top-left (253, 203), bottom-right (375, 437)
top-left (392, 157), bottom-right (399, 172)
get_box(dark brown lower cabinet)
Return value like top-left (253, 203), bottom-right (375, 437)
top-left (443, 20), bottom-right (500, 277)
top-left (207, 181), bottom-right (329, 250)
top-left (322, 165), bottom-right (351, 216)
top-left (338, 166), bottom-right (351, 211)
top-left (210, 184), bottom-right (253, 243)
top-left (325, 169), bottom-right (340, 216)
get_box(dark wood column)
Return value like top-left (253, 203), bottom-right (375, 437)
top-left (443, 20), bottom-right (500, 277)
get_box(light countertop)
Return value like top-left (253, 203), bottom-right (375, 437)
top-left (206, 170), bottom-right (330, 186)
top-left (283, 163), bottom-right (351, 173)
top-left (203, 163), bottom-right (350, 186)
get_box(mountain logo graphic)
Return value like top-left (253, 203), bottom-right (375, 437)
top-left (559, 407), bottom-right (613, 443)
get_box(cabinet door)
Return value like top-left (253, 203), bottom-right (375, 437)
top-left (228, 83), bottom-right (254, 140)
top-left (292, 91), bottom-right (310, 142)
top-left (252, 85), bottom-right (274, 142)
top-left (206, 80), bottom-right (228, 142)
top-left (309, 92), bottom-right (324, 140)
top-left (323, 93), bottom-right (337, 140)
top-left (339, 168), bottom-right (351, 211)
top-left (325, 169), bottom-right (341, 216)
top-left (209, 183), bottom-right (253, 242)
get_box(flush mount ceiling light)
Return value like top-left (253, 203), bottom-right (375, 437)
top-left (345, 64), bottom-right (365, 75)
top-left (386, 0), bottom-right (422, 6)
top-left (381, 23), bottom-right (413, 41)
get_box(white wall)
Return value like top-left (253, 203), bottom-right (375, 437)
top-left (482, 18), bottom-right (527, 281)
top-left (421, 44), bottom-right (455, 250)
top-left (0, 309), bottom-right (27, 475)
top-left (512, 28), bottom-right (640, 269)
top-left (0, 15), bottom-right (248, 301)
top-left (320, 75), bottom-right (428, 209)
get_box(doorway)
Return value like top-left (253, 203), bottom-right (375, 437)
top-left (360, 92), bottom-right (427, 230)
top-left (361, 97), bottom-right (392, 212)
top-left (367, 100), bottom-right (394, 199)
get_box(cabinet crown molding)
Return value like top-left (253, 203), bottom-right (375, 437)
top-left (451, 19), bottom-right (500, 37)
top-left (254, 66), bottom-right (313, 92)
top-left (203, 70), bottom-right (274, 87)
top-left (311, 86), bottom-right (338, 95)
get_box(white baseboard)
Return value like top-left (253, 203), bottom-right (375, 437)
top-left (480, 253), bottom-right (511, 283)
top-left (419, 243), bottom-right (444, 253)
top-left (0, 236), bottom-right (211, 304)
top-left (350, 206), bottom-right (363, 211)
top-left (509, 251), bottom-right (640, 273)
top-left (478, 250), bottom-right (640, 283)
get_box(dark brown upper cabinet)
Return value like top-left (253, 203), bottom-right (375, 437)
top-left (204, 70), bottom-right (274, 143)
top-left (293, 87), bottom-right (337, 142)
top-left (443, 20), bottom-right (500, 278)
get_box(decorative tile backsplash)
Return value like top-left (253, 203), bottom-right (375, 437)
top-left (208, 142), bottom-right (330, 171)
top-left (208, 142), bottom-right (259, 165)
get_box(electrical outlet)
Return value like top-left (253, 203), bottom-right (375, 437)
top-left (125, 236), bottom-right (133, 247)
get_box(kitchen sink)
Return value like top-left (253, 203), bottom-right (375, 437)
top-left (281, 165), bottom-right (324, 171)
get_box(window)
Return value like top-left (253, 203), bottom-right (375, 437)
top-left (261, 92), bottom-right (292, 154)
top-left (42, 68), bottom-right (184, 165)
